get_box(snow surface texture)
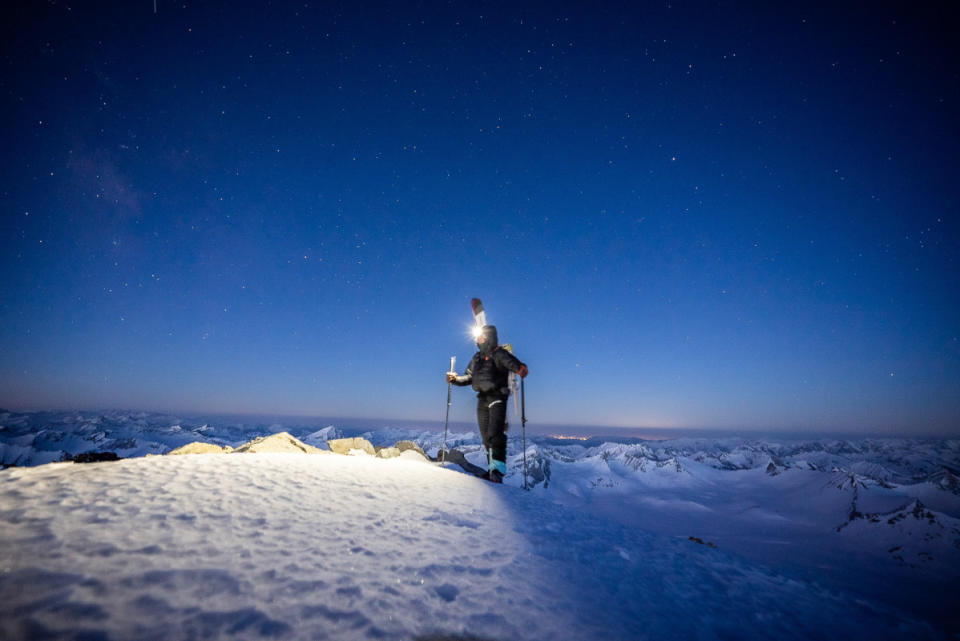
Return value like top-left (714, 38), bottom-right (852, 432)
top-left (2, 410), bottom-right (958, 639)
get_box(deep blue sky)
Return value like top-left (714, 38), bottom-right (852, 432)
top-left (2, 1), bottom-right (958, 435)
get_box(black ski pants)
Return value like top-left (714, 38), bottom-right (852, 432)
top-left (476, 395), bottom-right (508, 465)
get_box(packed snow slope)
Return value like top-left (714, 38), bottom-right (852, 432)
top-left (0, 450), bottom-right (940, 641)
top-left (2, 410), bottom-right (959, 638)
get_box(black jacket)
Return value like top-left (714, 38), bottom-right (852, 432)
top-left (452, 325), bottom-right (525, 397)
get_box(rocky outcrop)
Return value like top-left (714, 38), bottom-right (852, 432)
top-left (169, 442), bottom-right (233, 455)
top-left (164, 433), bottom-right (432, 463)
top-left (327, 437), bottom-right (377, 456)
top-left (323, 438), bottom-right (429, 461)
top-left (394, 440), bottom-right (428, 458)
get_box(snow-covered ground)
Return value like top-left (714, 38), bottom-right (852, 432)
top-left (2, 410), bottom-right (958, 639)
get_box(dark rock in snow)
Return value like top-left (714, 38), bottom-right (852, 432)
top-left (73, 451), bottom-right (120, 464)
top-left (688, 536), bottom-right (717, 548)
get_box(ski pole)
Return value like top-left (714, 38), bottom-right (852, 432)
top-left (521, 377), bottom-right (528, 490)
top-left (442, 356), bottom-right (455, 464)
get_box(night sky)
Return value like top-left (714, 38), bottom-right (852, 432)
top-left (2, 2), bottom-right (958, 435)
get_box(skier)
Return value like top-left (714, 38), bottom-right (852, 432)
top-left (446, 325), bottom-right (528, 483)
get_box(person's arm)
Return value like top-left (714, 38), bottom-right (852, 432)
top-left (495, 349), bottom-right (529, 378)
top-left (446, 355), bottom-right (477, 386)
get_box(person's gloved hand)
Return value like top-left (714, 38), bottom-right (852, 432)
top-left (446, 372), bottom-right (457, 383)
top-left (516, 364), bottom-right (529, 378)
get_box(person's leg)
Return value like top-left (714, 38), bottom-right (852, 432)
top-left (476, 398), bottom-right (491, 451)
top-left (486, 399), bottom-right (508, 479)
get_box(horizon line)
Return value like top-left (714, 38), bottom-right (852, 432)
top-left (1, 405), bottom-right (957, 440)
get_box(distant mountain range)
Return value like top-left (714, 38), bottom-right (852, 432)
top-left (2, 409), bottom-right (957, 486)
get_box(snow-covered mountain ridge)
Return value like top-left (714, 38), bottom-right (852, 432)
top-left (2, 409), bottom-right (956, 484)
top-left (2, 410), bottom-right (959, 636)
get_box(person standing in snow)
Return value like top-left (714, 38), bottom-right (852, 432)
top-left (446, 325), bottom-right (528, 483)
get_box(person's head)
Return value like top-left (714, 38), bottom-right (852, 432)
top-left (477, 325), bottom-right (498, 354)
